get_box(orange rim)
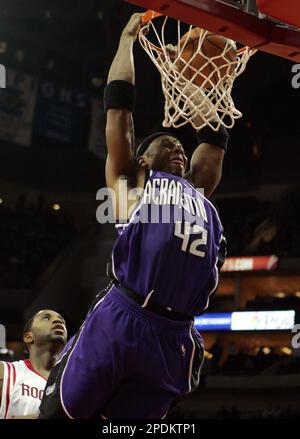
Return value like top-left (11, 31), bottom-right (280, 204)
top-left (141, 10), bottom-right (163, 24)
top-left (140, 10), bottom-right (164, 53)
top-left (140, 10), bottom-right (254, 57)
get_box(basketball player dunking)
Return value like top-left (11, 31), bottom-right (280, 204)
top-left (0, 309), bottom-right (67, 418)
top-left (39, 13), bottom-right (227, 419)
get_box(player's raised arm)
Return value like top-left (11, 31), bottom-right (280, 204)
top-left (185, 124), bottom-right (228, 197)
top-left (183, 86), bottom-right (229, 197)
top-left (104, 13), bottom-right (143, 190)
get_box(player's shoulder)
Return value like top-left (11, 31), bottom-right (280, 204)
top-left (1, 359), bottom-right (42, 384)
top-left (0, 359), bottom-right (22, 367)
top-left (0, 359), bottom-right (22, 381)
top-left (184, 176), bottom-right (220, 207)
top-left (4, 359), bottom-right (26, 366)
top-left (1, 359), bottom-right (27, 373)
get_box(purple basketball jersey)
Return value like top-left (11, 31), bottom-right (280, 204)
top-left (110, 170), bottom-right (224, 315)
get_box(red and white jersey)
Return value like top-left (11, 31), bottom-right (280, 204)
top-left (0, 360), bottom-right (47, 418)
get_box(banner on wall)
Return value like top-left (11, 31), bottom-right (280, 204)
top-left (195, 310), bottom-right (295, 331)
top-left (0, 68), bottom-right (38, 146)
top-left (33, 79), bottom-right (88, 146)
top-left (221, 255), bottom-right (279, 272)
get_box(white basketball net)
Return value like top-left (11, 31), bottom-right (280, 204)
top-left (139, 14), bottom-right (256, 131)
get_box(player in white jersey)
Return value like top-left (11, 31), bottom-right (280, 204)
top-left (0, 309), bottom-right (67, 418)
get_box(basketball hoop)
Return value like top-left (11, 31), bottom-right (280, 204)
top-left (139, 11), bottom-right (256, 131)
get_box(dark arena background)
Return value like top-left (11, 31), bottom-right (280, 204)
top-left (0, 0), bottom-right (300, 422)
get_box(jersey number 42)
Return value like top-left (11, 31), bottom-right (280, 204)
top-left (174, 221), bottom-right (208, 257)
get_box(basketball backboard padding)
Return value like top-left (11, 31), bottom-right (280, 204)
top-left (126, 0), bottom-right (300, 61)
top-left (257, 0), bottom-right (300, 29)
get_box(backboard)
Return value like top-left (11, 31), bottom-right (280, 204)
top-left (126, 0), bottom-right (300, 62)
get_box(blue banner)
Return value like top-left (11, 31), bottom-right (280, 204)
top-left (195, 310), bottom-right (295, 331)
top-left (195, 313), bottom-right (232, 331)
top-left (0, 69), bottom-right (38, 145)
top-left (33, 79), bottom-right (88, 146)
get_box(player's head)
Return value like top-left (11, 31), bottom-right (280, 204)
top-left (136, 132), bottom-right (188, 177)
top-left (23, 309), bottom-right (67, 354)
